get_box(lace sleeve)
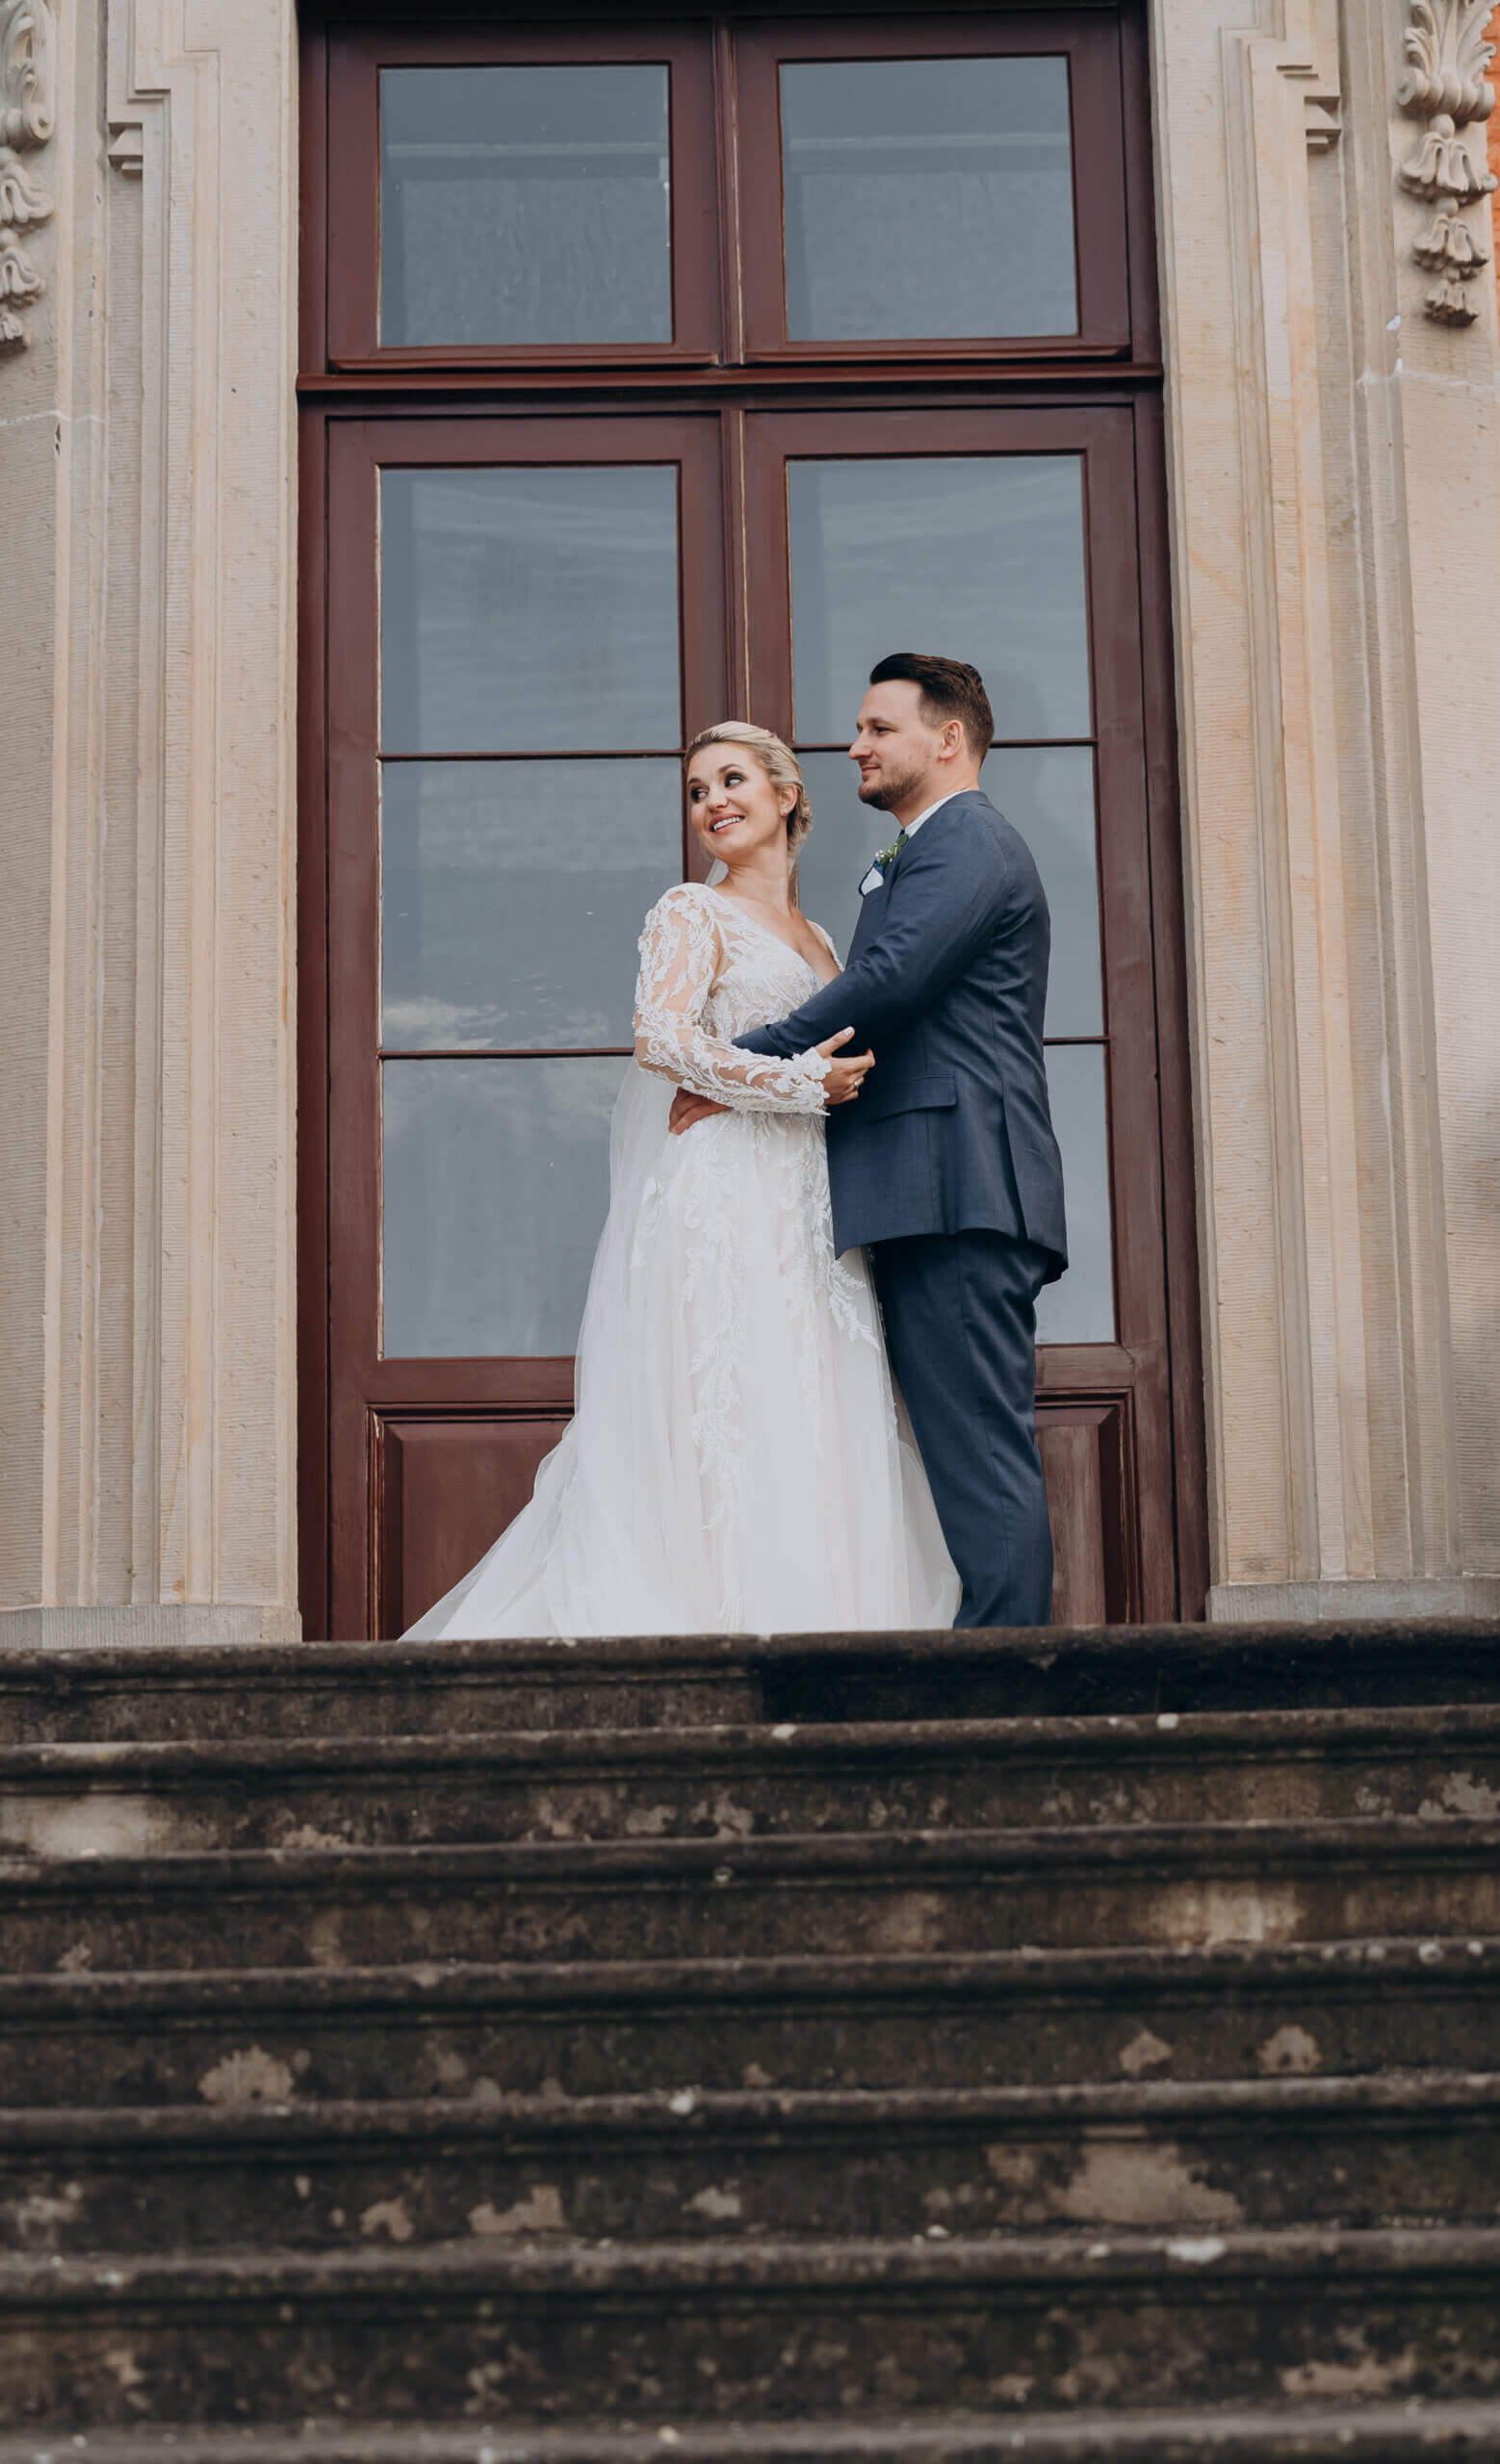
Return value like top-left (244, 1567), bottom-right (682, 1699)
top-left (633, 886), bottom-right (832, 1116)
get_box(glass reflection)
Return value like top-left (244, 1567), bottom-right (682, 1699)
top-left (985, 748), bottom-right (1100, 1037)
top-left (780, 57), bottom-right (1076, 341)
top-left (794, 750), bottom-right (893, 959)
top-left (789, 457), bottom-right (1091, 744)
top-left (380, 65), bottom-right (672, 348)
top-left (381, 465), bottom-right (682, 755)
top-left (1034, 1044), bottom-right (1113, 1345)
top-left (382, 1057), bottom-right (628, 1357)
top-left (381, 759), bottom-right (682, 1050)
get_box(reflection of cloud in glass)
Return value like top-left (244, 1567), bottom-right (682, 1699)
top-left (382, 999), bottom-right (509, 1050)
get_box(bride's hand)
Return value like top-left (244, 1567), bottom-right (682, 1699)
top-left (818, 1027), bottom-right (875, 1107)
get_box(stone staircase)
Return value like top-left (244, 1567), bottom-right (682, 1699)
top-left (2, 1620), bottom-right (1500, 2461)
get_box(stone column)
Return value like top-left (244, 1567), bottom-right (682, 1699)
top-left (1151, 0), bottom-right (1500, 1619)
top-left (0, 0), bottom-right (298, 1645)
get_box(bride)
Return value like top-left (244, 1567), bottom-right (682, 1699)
top-left (404, 722), bottom-right (960, 1638)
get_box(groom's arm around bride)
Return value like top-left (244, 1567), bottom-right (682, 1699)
top-left (726, 652), bottom-right (1067, 1630)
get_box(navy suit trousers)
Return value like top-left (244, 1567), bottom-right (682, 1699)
top-left (872, 1229), bottom-right (1053, 1630)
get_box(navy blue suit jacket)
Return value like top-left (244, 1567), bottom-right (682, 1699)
top-left (735, 790), bottom-right (1067, 1275)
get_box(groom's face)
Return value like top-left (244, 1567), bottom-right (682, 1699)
top-left (849, 680), bottom-right (946, 813)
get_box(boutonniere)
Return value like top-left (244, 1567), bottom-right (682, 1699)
top-left (860, 835), bottom-right (905, 897)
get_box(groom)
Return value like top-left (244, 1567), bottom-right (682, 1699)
top-left (673, 653), bottom-right (1067, 1628)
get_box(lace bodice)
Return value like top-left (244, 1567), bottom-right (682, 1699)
top-left (634, 883), bottom-right (835, 1114)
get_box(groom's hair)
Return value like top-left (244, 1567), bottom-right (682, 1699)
top-left (868, 653), bottom-right (993, 757)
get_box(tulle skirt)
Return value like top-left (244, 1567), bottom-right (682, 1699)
top-left (404, 1066), bottom-right (960, 1637)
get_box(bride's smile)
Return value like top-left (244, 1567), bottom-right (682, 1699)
top-left (682, 732), bottom-right (851, 993)
top-left (686, 749), bottom-right (796, 872)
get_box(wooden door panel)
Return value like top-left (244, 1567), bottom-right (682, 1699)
top-left (1039, 1400), bottom-right (1135, 1629)
top-left (376, 1398), bottom-right (1132, 1637)
top-left (375, 1415), bottom-right (565, 1637)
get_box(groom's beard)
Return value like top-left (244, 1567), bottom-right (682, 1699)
top-left (856, 760), bottom-right (926, 814)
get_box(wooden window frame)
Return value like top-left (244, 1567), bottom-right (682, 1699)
top-left (326, 22), bottom-right (724, 369)
top-left (735, 12), bottom-right (1131, 364)
top-left (298, 1), bottom-right (1207, 1634)
top-left (323, 409), bottom-right (728, 1632)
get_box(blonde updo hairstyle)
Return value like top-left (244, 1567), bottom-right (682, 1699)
top-left (685, 722), bottom-right (814, 869)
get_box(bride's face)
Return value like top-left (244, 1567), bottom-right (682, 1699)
top-left (685, 746), bottom-right (795, 868)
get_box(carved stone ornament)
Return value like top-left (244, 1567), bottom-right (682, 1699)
top-left (1397, 1), bottom-right (1496, 324)
top-left (0, 0), bottom-right (54, 350)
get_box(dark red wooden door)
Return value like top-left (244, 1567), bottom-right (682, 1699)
top-left (299, 2), bottom-right (1205, 1636)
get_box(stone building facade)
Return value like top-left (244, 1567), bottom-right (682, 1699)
top-left (2, 0), bottom-right (1497, 1646)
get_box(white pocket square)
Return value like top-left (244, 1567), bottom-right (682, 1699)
top-left (859, 865), bottom-right (885, 896)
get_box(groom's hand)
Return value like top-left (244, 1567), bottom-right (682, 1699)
top-left (669, 1088), bottom-right (728, 1136)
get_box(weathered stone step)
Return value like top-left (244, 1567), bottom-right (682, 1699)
top-left (5, 1704), bottom-right (1500, 1856)
top-left (2, 2405), bottom-right (1500, 2461)
top-left (5, 1622), bottom-right (1499, 1747)
top-left (2, 2229), bottom-right (1499, 2427)
top-left (5, 2075), bottom-right (1498, 2255)
top-left (3, 1940), bottom-right (1497, 2108)
top-left (4, 1821), bottom-right (1497, 1972)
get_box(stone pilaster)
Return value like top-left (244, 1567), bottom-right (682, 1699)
top-left (0, 0), bottom-right (298, 1645)
top-left (1151, 0), bottom-right (1500, 1620)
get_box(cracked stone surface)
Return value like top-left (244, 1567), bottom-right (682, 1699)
top-left (1, 1621), bottom-right (1499, 2447)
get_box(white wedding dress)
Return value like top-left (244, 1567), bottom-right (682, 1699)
top-left (404, 883), bottom-right (960, 1637)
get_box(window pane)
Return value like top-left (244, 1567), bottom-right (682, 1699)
top-left (780, 57), bottom-right (1075, 341)
top-left (789, 457), bottom-right (1091, 744)
top-left (794, 747), bottom-right (1101, 1041)
top-left (1035, 1044), bottom-right (1113, 1344)
top-left (380, 65), bottom-right (672, 348)
top-left (382, 1057), bottom-right (628, 1356)
top-left (795, 749), bottom-right (894, 959)
top-left (985, 748), bottom-right (1100, 1037)
top-left (381, 759), bottom-right (682, 1050)
top-left (381, 466), bottom-right (681, 754)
